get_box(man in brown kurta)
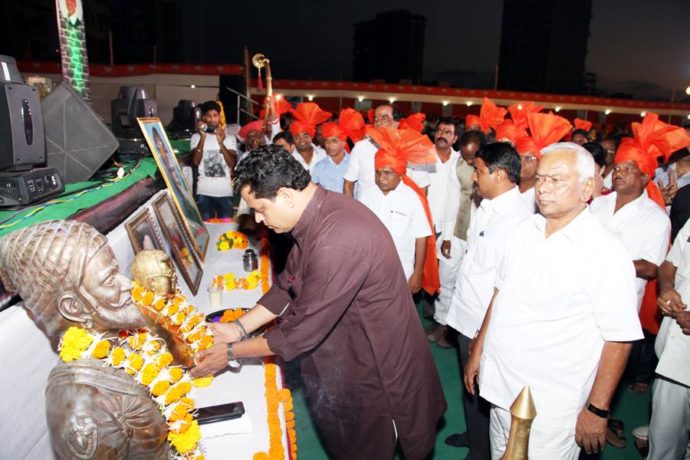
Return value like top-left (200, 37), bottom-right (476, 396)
top-left (192, 145), bottom-right (446, 460)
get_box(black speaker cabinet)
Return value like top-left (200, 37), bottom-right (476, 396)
top-left (0, 83), bottom-right (46, 170)
top-left (43, 83), bottom-right (119, 183)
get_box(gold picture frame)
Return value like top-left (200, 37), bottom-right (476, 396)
top-left (125, 208), bottom-right (163, 254)
top-left (137, 117), bottom-right (210, 261)
top-left (152, 192), bottom-right (203, 295)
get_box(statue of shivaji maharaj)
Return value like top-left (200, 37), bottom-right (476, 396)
top-left (0, 221), bottom-right (205, 460)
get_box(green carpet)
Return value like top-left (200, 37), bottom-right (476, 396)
top-left (286, 304), bottom-right (650, 459)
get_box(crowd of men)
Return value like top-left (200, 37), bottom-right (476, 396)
top-left (190, 96), bottom-right (690, 460)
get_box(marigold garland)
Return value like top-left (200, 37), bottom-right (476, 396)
top-left (58, 326), bottom-right (204, 459)
top-left (131, 284), bottom-right (215, 354)
top-left (253, 361), bottom-right (297, 460)
top-left (216, 230), bottom-right (249, 251)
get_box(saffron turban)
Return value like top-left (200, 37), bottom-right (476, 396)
top-left (289, 102), bottom-right (332, 138)
top-left (465, 97), bottom-right (507, 133)
top-left (516, 113), bottom-right (573, 159)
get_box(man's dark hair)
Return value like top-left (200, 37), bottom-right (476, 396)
top-left (459, 130), bottom-right (487, 148)
top-left (583, 142), bottom-right (607, 168)
top-left (273, 131), bottom-right (294, 145)
top-left (233, 144), bottom-right (310, 199)
top-left (200, 100), bottom-right (221, 115)
top-left (475, 142), bottom-right (521, 184)
top-left (571, 129), bottom-right (590, 140)
top-left (438, 116), bottom-right (457, 131)
top-left (377, 104), bottom-right (403, 121)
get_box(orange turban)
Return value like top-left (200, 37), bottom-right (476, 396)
top-left (574, 118), bottom-right (593, 132)
top-left (508, 101), bottom-right (543, 131)
top-left (366, 126), bottom-right (440, 295)
top-left (289, 102), bottom-right (332, 138)
top-left (465, 97), bottom-right (507, 133)
top-left (615, 113), bottom-right (690, 207)
top-left (338, 108), bottom-right (365, 143)
top-left (367, 108), bottom-right (375, 125)
top-left (516, 113), bottom-right (573, 159)
top-left (398, 113), bottom-right (426, 132)
top-left (238, 120), bottom-right (264, 143)
top-left (321, 122), bottom-right (346, 141)
top-left (494, 120), bottom-right (526, 146)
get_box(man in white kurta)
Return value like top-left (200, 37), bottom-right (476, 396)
top-left (466, 143), bottom-right (642, 459)
top-left (590, 170), bottom-right (670, 310)
top-left (445, 142), bottom-right (531, 459)
top-left (648, 218), bottom-right (690, 459)
top-left (359, 180), bottom-right (431, 282)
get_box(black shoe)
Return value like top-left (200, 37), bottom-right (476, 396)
top-left (445, 432), bottom-right (469, 448)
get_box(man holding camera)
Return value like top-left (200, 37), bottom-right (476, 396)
top-left (191, 100), bottom-right (238, 220)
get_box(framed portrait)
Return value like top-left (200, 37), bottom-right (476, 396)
top-left (125, 208), bottom-right (163, 254)
top-left (152, 193), bottom-right (203, 295)
top-left (137, 117), bottom-right (210, 262)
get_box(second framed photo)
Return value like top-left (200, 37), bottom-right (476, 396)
top-left (152, 192), bottom-right (203, 295)
top-left (125, 208), bottom-right (163, 254)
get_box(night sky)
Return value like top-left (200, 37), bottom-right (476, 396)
top-left (207, 0), bottom-right (690, 100)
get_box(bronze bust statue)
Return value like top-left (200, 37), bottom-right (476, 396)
top-left (0, 221), bottom-right (170, 459)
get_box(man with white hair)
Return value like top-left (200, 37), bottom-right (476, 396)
top-left (464, 143), bottom-right (643, 459)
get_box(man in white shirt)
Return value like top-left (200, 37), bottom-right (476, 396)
top-left (465, 143), bottom-right (643, 459)
top-left (444, 142), bottom-right (531, 459)
top-left (191, 100), bottom-right (237, 219)
top-left (360, 164), bottom-right (431, 293)
top-left (649, 219), bottom-right (690, 459)
top-left (289, 102), bottom-right (330, 173)
top-left (343, 104), bottom-right (430, 199)
top-left (424, 117), bottom-right (461, 346)
top-left (591, 159), bottom-right (671, 310)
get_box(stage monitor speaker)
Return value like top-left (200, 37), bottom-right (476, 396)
top-left (43, 83), bottom-right (119, 183)
top-left (0, 83), bottom-right (45, 170)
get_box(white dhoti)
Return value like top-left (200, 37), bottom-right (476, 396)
top-left (648, 376), bottom-right (690, 460)
top-left (489, 404), bottom-right (580, 460)
top-left (434, 235), bottom-right (465, 325)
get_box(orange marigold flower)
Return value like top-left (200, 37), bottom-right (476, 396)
top-left (92, 340), bottom-right (111, 359)
top-left (141, 290), bottom-right (155, 306)
top-left (153, 298), bottom-right (167, 311)
top-left (151, 379), bottom-right (171, 396)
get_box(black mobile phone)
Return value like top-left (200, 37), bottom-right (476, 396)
top-left (204, 124), bottom-right (217, 133)
top-left (197, 401), bottom-right (245, 425)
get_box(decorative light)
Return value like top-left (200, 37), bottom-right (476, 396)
top-left (442, 100), bottom-right (449, 106)
top-left (640, 111), bottom-right (646, 117)
top-left (604, 109), bottom-right (612, 115)
top-left (554, 106), bottom-right (562, 112)
top-left (465, 101), bottom-right (473, 107)
top-left (388, 97), bottom-right (396, 103)
top-left (687, 114), bottom-right (690, 119)
top-left (307, 94), bottom-right (314, 101)
top-left (686, 86), bottom-right (690, 96)
top-left (517, 104), bottom-right (523, 110)
top-left (275, 94), bottom-right (283, 100)
top-left (190, 84), bottom-right (196, 89)
top-left (357, 95), bottom-right (365, 102)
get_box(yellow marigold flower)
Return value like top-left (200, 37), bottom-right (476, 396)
top-left (169, 413), bottom-right (194, 433)
top-left (59, 327), bottom-right (94, 362)
top-left (131, 286), bottom-right (144, 301)
top-left (218, 241), bottom-right (230, 252)
top-left (165, 381), bottom-right (192, 405)
top-left (180, 397), bottom-right (195, 410)
top-left (92, 340), bottom-right (111, 359)
top-left (191, 377), bottom-right (213, 388)
top-left (169, 403), bottom-right (190, 422)
top-left (166, 303), bottom-right (180, 316)
top-left (157, 352), bottom-right (174, 368)
top-left (141, 363), bottom-right (160, 386)
top-left (141, 290), bottom-right (155, 306)
top-left (128, 352), bottom-right (144, 371)
top-left (110, 347), bottom-right (126, 366)
top-left (197, 335), bottom-right (214, 351)
top-left (153, 298), bottom-right (167, 311)
top-left (127, 332), bottom-right (147, 350)
top-left (172, 295), bottom-right (185, 306)
top-left (171, 312), bottom-right (186, 326)
top-left (151, 379), bottom-right (171, 397)
top-left (169, 367), bottom-right (184, 383)
top-left (167, 420), bottom-right (201, 454)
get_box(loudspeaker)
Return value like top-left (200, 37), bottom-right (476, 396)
top-left (43, 83), bottom-right (119, 183)
top-left (0, 83), bottom-right (45, 170)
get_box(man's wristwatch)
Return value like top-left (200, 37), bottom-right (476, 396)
top-left (586, 402), bottom-right (610, 419)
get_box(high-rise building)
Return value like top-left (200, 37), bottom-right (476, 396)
top-left (498, 0), bottom-right (592, 94)
top-left (353, 10), bottom-right (426, 84)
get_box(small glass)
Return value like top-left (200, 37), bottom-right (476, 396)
top-left (208, 285), bottom-right (222, 309)
top-left (243, 249), bottom-right (258, 272)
